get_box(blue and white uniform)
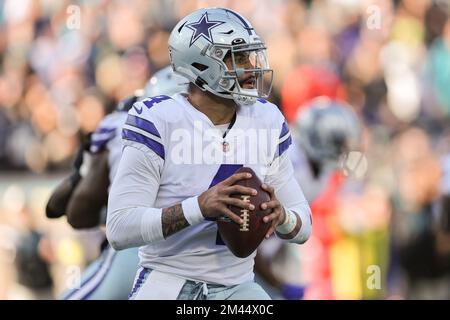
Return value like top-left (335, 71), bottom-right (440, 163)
top-left (106, 93), bottom-right (312, 299)
top-left (62, 111), bottom-right (140, 300)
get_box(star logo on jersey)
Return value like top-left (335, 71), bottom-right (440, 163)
top-left (186, 13), bottom-right (224, 47)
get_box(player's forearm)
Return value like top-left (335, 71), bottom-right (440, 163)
top-left (46, 173), bottom-right (81, 218)
top-left (66, 152), bottom-right (109, 228)
top-left (273, 176), bottom-right (312, 244)
top-left (265, 151), bottom-right (312, 244)
top-left (106, 147), bottom-right (207, 249)
top-left (106, 205), bottom-right (180, 250)
top-left (107, 206), bottom-right (163, 250)
top-left (275, 205), bottom-right (311, 243)
top-left (66, 193), bottom-right (103, 229)
top-left (161, 204), bottom-right (190, 238)
top-left (107, 197), bottom-right (204, 250)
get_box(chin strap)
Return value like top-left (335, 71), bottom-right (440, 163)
top-left (232, 89), bottom-right (258, 105)
top-left (233, 95), bottom-right (256, 105)
top-left (201, 79), bottom-right (260, 105)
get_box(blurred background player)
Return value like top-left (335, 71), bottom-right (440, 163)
top-left (255, 97), bottom-right (361, 300)
top-left (45, 66), bottom-right (188, 299)
top-left (45, 91), bottom-right (140, 299)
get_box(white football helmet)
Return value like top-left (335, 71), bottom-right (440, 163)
top-left (144, 65), bottom-right (189, 97)
top-left (168, 7), bottom-right (273, 105)
top-left (293, 97), bottom-right (361, 165)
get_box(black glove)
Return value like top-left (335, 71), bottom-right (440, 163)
top-left (73, 133), bottom-right (92, 170)
top-left (116, 92), bottom-right (141, 112)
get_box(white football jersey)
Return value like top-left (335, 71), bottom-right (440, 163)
top-left (119, 93), bottom-right (295, 285)
top-left (90, 111), bottom-right (128, 183)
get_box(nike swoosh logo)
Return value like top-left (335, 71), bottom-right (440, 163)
top-left (133, 105), bottom-right (143, 114)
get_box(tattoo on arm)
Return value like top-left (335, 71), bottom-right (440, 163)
top-left (161, 204), bottom-right (190, 238)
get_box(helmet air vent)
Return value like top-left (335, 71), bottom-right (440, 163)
top-left (192, 62), bottom-right (209, 71)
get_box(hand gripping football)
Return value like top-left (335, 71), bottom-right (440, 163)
top-left (217, 167), bottom-right (272, 258)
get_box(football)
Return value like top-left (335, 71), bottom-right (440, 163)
top-left (217, 167), bottom-right (272, 258)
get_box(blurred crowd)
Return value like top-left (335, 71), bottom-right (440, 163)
top-left (1, 0), bottom-right (450, 299)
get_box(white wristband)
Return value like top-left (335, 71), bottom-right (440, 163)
top-left (276, 209), bottom-right (297, 234)
top-left (181, 196), bottom-right (204, 226)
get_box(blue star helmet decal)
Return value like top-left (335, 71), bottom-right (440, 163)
top-left (186, 12), bottom-right (225, 47)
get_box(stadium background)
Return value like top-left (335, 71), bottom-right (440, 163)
top-left (1, 0), bottom-right (450, 299)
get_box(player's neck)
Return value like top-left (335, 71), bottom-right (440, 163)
top-left (187, 87), bottom-right (236, 125)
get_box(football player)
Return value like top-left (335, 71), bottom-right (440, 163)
top-left (106, 8), bottom-right (312, 300)
top-left (47, 66), bottom-right (187, 299)
top-left (60, 91), bottom-right (140, 300)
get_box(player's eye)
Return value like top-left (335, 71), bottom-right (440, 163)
top-left (235, 52), bottom-right (250, 64)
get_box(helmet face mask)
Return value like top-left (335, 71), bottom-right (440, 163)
top-left (220, 43), bottom-right (273, 104)
top-left (168, 8), bottom-right (273, 105)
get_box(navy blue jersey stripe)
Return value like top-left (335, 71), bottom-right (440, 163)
top-left (91, 138), bottom-right (114, 147)
top-left (279, 121), bottom-right (289, 139)
top-left (129, 268), bottom-right (150, 299)
top-left (122, 129), bottom-right (165, 160)
top-left (125, 115), bottom-right (161, 138)
top-left (95, 127), bottom-right (116, 134)
top-left (90, 139), bottom-right (113, 153)
top-left (277, 135), bottom-right (292, 157)
top-left (257, 98), bottom-right (268, 104)
top-left (81, 253), bottom-right (117, 300)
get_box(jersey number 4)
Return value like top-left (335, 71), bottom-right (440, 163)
top-left (133, 95), bottom-right (171, 114)
top-left (208, 164), bottom-right (243, 245)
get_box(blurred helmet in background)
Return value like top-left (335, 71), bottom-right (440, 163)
top-left (143, 65), bottom-right (189, 98)
top-left (117, 66), bottom-right (188, 113)
top-left (168, 7), bottom-right (273, 105)
top-left (293, 97), bottom-right (361, 166)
